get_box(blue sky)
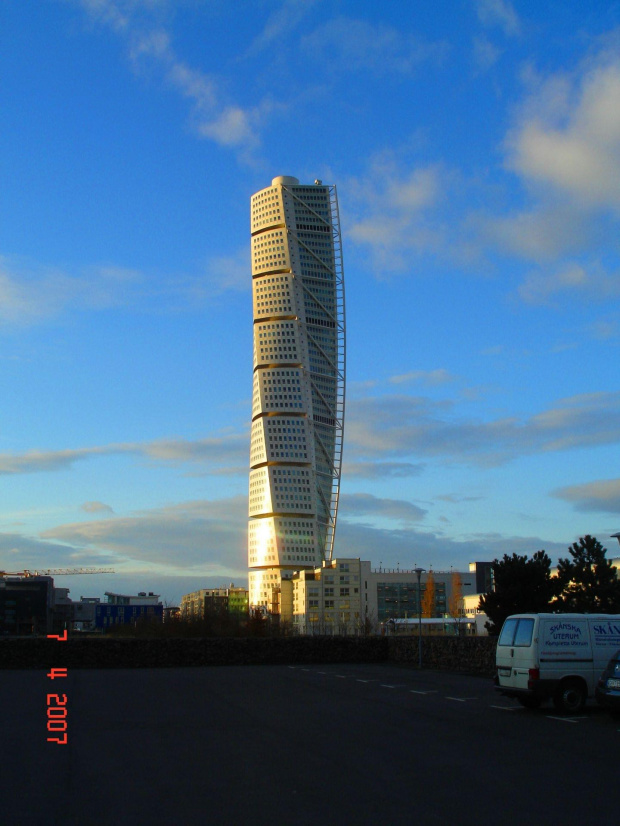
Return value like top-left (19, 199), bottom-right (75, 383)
top-left (1, 0), bottom-right (620, 606)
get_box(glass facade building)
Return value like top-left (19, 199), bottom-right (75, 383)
top-left (248, 176), bottom-right (345, 611)
top-left (376, 580), bottom-right (447, 622)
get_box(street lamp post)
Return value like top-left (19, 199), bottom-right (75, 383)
top-left (414, 567), bottom-right (426, 668)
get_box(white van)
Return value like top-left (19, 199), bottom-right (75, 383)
top-left (495, 613), bottom-right (620, 713)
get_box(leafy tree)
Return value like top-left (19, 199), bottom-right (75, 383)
top-left (479, 551), bottom-right (557, 635)
top-left (421, 570), bottom-right (435, 618)
top-left (553, 535), bottom-right (620, 613)
top-left (447, 571), bottom-right (467, 634)
top-left (447, 571), bottom-right (463, 618)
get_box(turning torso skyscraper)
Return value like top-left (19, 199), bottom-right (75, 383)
top-left (248, 176), bottom-right (345, 613)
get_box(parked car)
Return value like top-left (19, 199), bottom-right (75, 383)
top-left (595, 648), bottom-right (620, 715)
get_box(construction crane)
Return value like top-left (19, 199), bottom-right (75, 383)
top-left (0, 568), bottom-right (115, 578)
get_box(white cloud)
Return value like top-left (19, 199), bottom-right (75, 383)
top-left (475, 0), bottom-right (521, 37)
top-left (552, 478), bottom-right (620, 514)
top-left (345, 157), bottom-right (447, 273)
top-left (468, 37), bottom-right (620, 305)
top-left (506, 55), bottom-right (620, 213)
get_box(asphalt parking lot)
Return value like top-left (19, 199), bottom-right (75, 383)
top-left (3, 663), bottom-right (619, 825)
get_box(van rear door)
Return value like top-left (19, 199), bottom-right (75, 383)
top-left (496, 616), bottom-right (536, 691)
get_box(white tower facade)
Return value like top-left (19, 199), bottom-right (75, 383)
top-left (248, 176), bottom-right (345, 612)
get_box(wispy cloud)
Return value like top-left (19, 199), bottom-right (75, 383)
top-left (345, 154), bottom-right (448, 273)
top-left (81, 501), bottom-right (115, 515)
top-left (336, 520), bottom-right (568, 571)
top-left (472, 35), bottom-right (502, 73)
top-left (247, 0), bottom-right (318, 55)
top-left (0, 531), bottom-right (119, 571)
top-left (552, 478), bottom-right (620, 514)
top-left (75, 0), bottom-right (265, 155)
top-left (0, 257), bottom-right (143, 326)
top-left (518, 261), bottom-right (620, 305)
top-left (0, 252), bottom-right (252, 327)
top-left (340, 492), bottom-right (427, 524)
top-left (346, 391), bottom-right (620, 467)
top-left (301, 16), bottom-right (448, 75)
top-left (41, 496), bottom-right (249, 573)
top-left (342, 461), bottom-right (425, 480)
top-left (0, 432), bottom-right (248, 476)
top-left (389, 368), bottom-right (456, 386)
top-left (1, 500), bottom-right (568, 580)
top-left (475, 0), bottom-right (521, 37)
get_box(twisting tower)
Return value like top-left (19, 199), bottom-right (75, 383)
top-left (248, 176), bottom-right (345, 612)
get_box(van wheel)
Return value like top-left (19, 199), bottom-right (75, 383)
top-left (553, 681), bottom-right (586, 714)
top-left (517, 696), bottom-right (541, 709)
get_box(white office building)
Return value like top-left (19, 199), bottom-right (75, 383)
top-left (291, 559), bottom-right (484, 635)
top-left (248, 176), bottom-right (345, 611)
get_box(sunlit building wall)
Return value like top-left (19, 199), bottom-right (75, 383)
top-left (293, 558), bottom-right (363, 635)
top-left (248, 176), bottom-right (345, 611)
top-left (290, 561), bottom-right (485, 635)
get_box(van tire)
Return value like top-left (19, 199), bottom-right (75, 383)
top-left (553, 680), bottom-right (586, 714)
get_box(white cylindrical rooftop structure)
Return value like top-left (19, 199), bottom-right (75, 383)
top-left (271, 176), bottom-right (299, 186)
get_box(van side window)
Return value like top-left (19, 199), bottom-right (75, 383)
top-left (513, 618), bottom-right (534, 646)
top-left (498, 618), bottom-right (518, 645)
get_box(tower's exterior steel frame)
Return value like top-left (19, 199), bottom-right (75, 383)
top-left (248, 176), bottom-right (345, 611)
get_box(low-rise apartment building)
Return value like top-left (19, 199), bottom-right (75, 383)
top-left (180, 585), bottom-right (249, 620)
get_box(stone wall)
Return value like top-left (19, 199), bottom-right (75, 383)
top-left (0, 635), bottom-right (497, 676)
top-left (388, 635), bottom-right (497, 676)
top-left (0, 636), bottom-right (387, 670)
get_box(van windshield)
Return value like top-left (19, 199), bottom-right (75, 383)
top-left (498, 617), bottom-right (535, 647)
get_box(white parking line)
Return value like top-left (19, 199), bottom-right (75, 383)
top-left (410, 690), bottom-right (438, 695)
top-left (446, 696), bottom-right (478, 702)
top-left (490, 705), bottom-right (519, 711)
top-left (356, 679), bottom-right (378, 683)
top-left (381, 684), bottom-right (406, 689)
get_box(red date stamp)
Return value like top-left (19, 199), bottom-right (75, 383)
top-left (46, 629), bottom-right (68, 745)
